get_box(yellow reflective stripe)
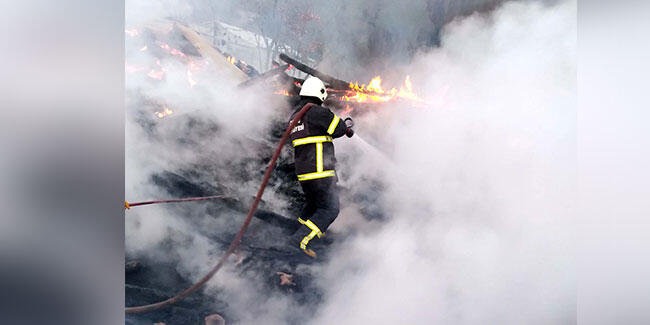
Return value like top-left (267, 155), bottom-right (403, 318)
top-left (316, 142), bottom-right (323, 172)
top-left (297, 170), bottom-right (335, 181)
top-left (298, 218), bottom-right (323, 237)
top-left (298, 217), bottom-right (322, 251)
top-left (305, 220), bottom-right (323, 238)
top-left (327, 115), bottom-right (340, 135)
top-left (298, 219), bottom-right (324, 251)
top-left (300, 230), bottom-right (318, 249)
top-left (292, 136), bottom-right (332, 147)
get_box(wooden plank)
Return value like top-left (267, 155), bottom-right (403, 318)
top-left (175, 23), bottom-right (248, 84)
top-left (279, 53), bottom-right (350, 90)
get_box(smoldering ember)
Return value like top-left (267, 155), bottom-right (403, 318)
top-left (125, 1), bottom-right (576, 324)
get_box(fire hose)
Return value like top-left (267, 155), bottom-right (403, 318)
top-left (124, 195), bottom-right (231, 210)
top-left (125, 103), bottom-right (315, 314)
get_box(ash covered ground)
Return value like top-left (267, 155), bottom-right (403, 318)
top-left (125, 98), bottom-right (385, 324)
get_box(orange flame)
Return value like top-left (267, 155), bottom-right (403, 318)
top-left (341, 76), bottom-right (423, 103)
top-left (396, 76), bottom-right (420, 100)
top-left (154, 107), bottom-right (174, 119)
top-left (154, 41), bottom-right (206, 87)
top-left (226, 56), bottom-right (236, 65)
top-left (274, 89), bottom-right (290, 96)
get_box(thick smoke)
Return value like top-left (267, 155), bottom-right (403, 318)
top-left (125, 0), bottom-right (575, 323)
top-left (312, 0), bottom-right (507, 80)
top-left (124, 0), bottom-right (287, 297)
top-left (317, 1), bottom-right (576, 323)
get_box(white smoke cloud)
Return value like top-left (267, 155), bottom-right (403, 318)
top-left (315, 1), bottom-right (575, 324)
top-left (125, 0), bottom-right (575, 323)
top-left (124, 0), bottom-right (290, 296)
top-left (126, 0), bottom-right (193, 28)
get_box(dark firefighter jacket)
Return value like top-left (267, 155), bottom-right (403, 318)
top-left (289, 98), bottom-right (348, 182)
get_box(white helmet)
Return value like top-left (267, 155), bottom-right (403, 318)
top-left (300, 76), bottom-right (327, 102)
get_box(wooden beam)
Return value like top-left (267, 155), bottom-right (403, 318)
top-left (175, 23), bottom-right (248, 84)
top-left (279, 53), bottom-right (350, 90)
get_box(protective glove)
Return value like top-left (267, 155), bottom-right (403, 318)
top-left (344, 117), bottom-right (354, 138)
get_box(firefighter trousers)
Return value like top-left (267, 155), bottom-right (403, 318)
top-left (294, 177), bottom-right (340, 251)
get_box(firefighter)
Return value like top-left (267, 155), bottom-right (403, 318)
top-left (289, 76), bottom-right (354, 257)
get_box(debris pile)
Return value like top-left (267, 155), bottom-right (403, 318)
top-left (126, 19), bottom-right (395, 324)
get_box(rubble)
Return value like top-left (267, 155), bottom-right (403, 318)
top-left (125, 103), bottom-right (386, 323)
top-left (126, 19), bottom-right (395, 325)
top-left (204, 314), bottom-right (226, 325)
top-left (276, 271), bottom-right (296, 286)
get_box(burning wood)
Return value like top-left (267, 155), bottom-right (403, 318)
top-left (342, 75), bottom-right (424, 103)
top-left (278, 53), bottom-right (425, 105)
top-left (175, 23), bottom-right (248, 84)
top-left (274, 89), bottom-right (291, 96)
top-left (127, 19), bottom-right (426, 125)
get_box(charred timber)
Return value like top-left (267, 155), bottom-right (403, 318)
top-left (279, 53), bottom-right (350, 90)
